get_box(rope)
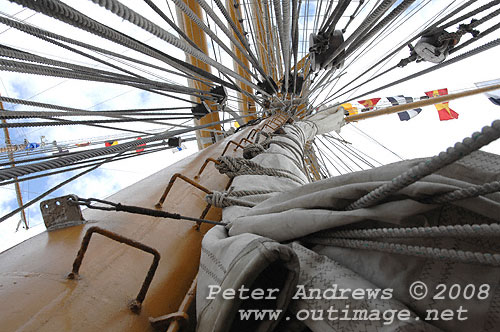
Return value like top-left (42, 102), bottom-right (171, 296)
top-left (170, 0), bottom-right (259, 83)
top-left (305, 237), bottom-right (500, 267)
top-left (281, 0), bottom-right (291, 89)
top-left (322, 0), bottom-right (398, 69)
top-left (0, 57), bottom-right (206, 97)
top-left (323, 0), bottom-right (480, 101)
top-left (320, 0), bottom-right (350, 35)
top-left (0, 110), bottom-right (198, 119)
top-left (314, 223), bottom-right (500, 239)
top-left (205, 186), bottom-right (277, 208)
top-left (0, 116), bottom-right (193, 128)
top-left (211, 0), bottom-right (264, 77)
top-left (5, 0), bottom-right (237, 91)
top-left (0, 149), bottom-right (127, 223)
top-left (427, 180), bottom-right (500, 204)
top-left (345, 120), bottom-right (500, 211)
top-left (87, 0), bottom-right (265, 95)
top-left (215, 155), bottom-right (305, 184)
top-left (195, 0), bottom-right (266, 79)
top-left (345, 0), bottom-right (417, 58)
top-left (0, 115), bottom-right (256, 182)
top-left (344, 38), bottom-right (500, 104)
top-left (242, 132), bottom-right (272, 159)
top-left (450, 21), bottom-right (500, 55)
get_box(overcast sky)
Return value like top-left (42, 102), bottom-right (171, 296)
top-left (1, 0), bottom-right (499, 252)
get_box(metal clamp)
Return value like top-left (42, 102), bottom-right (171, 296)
top-left (40, 195), bottom-right (85, 231)
top-left (67, 226), bottom-right (160, 314)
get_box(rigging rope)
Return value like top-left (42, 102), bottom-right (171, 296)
top-left (345, 120), bottom-right (500, 211)
top-left (5, 0), bottom-right (239, 92)
top-left (0, 115), bottom-right (256, 182)
top-left (344, 38), bottom-right (500, 103)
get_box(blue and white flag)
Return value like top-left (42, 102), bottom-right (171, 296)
top-left (25, 142), bottom-right (40, 150)
top-left (475, 79), bottom-right (500, 106)
top-left (397, 108), bottom-right (422, 121)
top-left (386, 96), bottom-right (422, 121)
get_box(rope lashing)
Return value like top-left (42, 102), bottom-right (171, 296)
top-left (243, 132), bottom-right (272, 159)
top-left (214, 156), bottom-right (305, 184)
top-left (305, 237), bottom-right (500, 267)
top-left (205, 188), bottom-right (277, 208)
top-left (313, 223), bottom-right (500, 239)
top-left (345, 120), bottom-right (500, 211)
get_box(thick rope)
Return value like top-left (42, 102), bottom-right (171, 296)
top-left (345, 120), bottom-right (500, 210)
top-left (195, 0), bottom-right (266, 78)
top-left (345, 0), bottom-right (417, 58)
top-left (0, 116), bottom-right (254, 182)
top-left (313, 223), bottom-right (500, 239)
top-left (86, 0), bottom-right (265, 94)
top-left (243, 132), bottom-right (272, 159)
top-left (215, 156), bottom-right (305, 184)
top-left (322, 0), bottom-right (398, 69)
top-left (205, 188), bottom-right (276, 208)
top-left (306, 238), bottom-right (500, 267)
top-left (5, 0), bottom-right (237, 91)
top-left (170, 0), bottom-right (259, 82)
top-left (427, 180), bottom-right (500, 204)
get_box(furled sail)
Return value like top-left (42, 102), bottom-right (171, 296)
top-left (197, 117), bottom-right (500, 332)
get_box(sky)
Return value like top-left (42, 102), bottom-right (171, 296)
top-left (0, 0), bottom-right (499, 252)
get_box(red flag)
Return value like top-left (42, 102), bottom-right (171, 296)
top-left (75, 142), bottom-right (90, 147)
top-left (105, 141), bottom-right (118, 147)
top-left (136, 137), bottom-right (146, 153)
top-left (358, 98), bottom-right (381, 109)
top-left (425, 88), bottom-right (459, 121)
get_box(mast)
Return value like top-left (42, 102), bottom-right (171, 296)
top-left (0, 1), bottom-right (499, 331)
top-left (227, 0), bottom-right (257, 121)
top-left (176, 0), bottom-right (222, 150)
top-left (0, 95), bottom-right (28, 230)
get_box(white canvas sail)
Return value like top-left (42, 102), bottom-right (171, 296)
top-left (197, 116), bottom-right (500, 332)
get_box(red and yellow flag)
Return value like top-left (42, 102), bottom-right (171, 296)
top-left (425, 88), bottom-right (459, 121)
top-left (358, 98), bottom-right (381, 109)
top-left (105, 140), bottom-right (118, 147)
top-left (340, 103), bottom-right (358, 116)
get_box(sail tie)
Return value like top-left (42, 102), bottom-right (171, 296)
top-left (242, 132), bottom-right (272, 159)
top-left (215, 156), bottom-right (305, 184)
top-left (205, 188), bottom-right (276, 208)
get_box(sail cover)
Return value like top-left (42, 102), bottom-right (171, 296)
top-left (197, 119), bottom-right (500, 332)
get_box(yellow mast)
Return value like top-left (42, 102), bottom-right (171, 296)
top-left (176, 0), bottom-right (222, 150)
top-left (226, 0), bottom-right (256, 122)
top-left (0, 95), bottom-right (28, 230)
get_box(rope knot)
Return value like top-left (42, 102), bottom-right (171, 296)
top-left (243, 132), bottom-right (272, 159)
top-left (205, 187), bottom-right (256, 208)
top-left (205, 190), bottom-right (230, 208)
top-left (243, 143), bottom-right (266, 159)
top-left (215, 156), bottom-right (247, 175)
